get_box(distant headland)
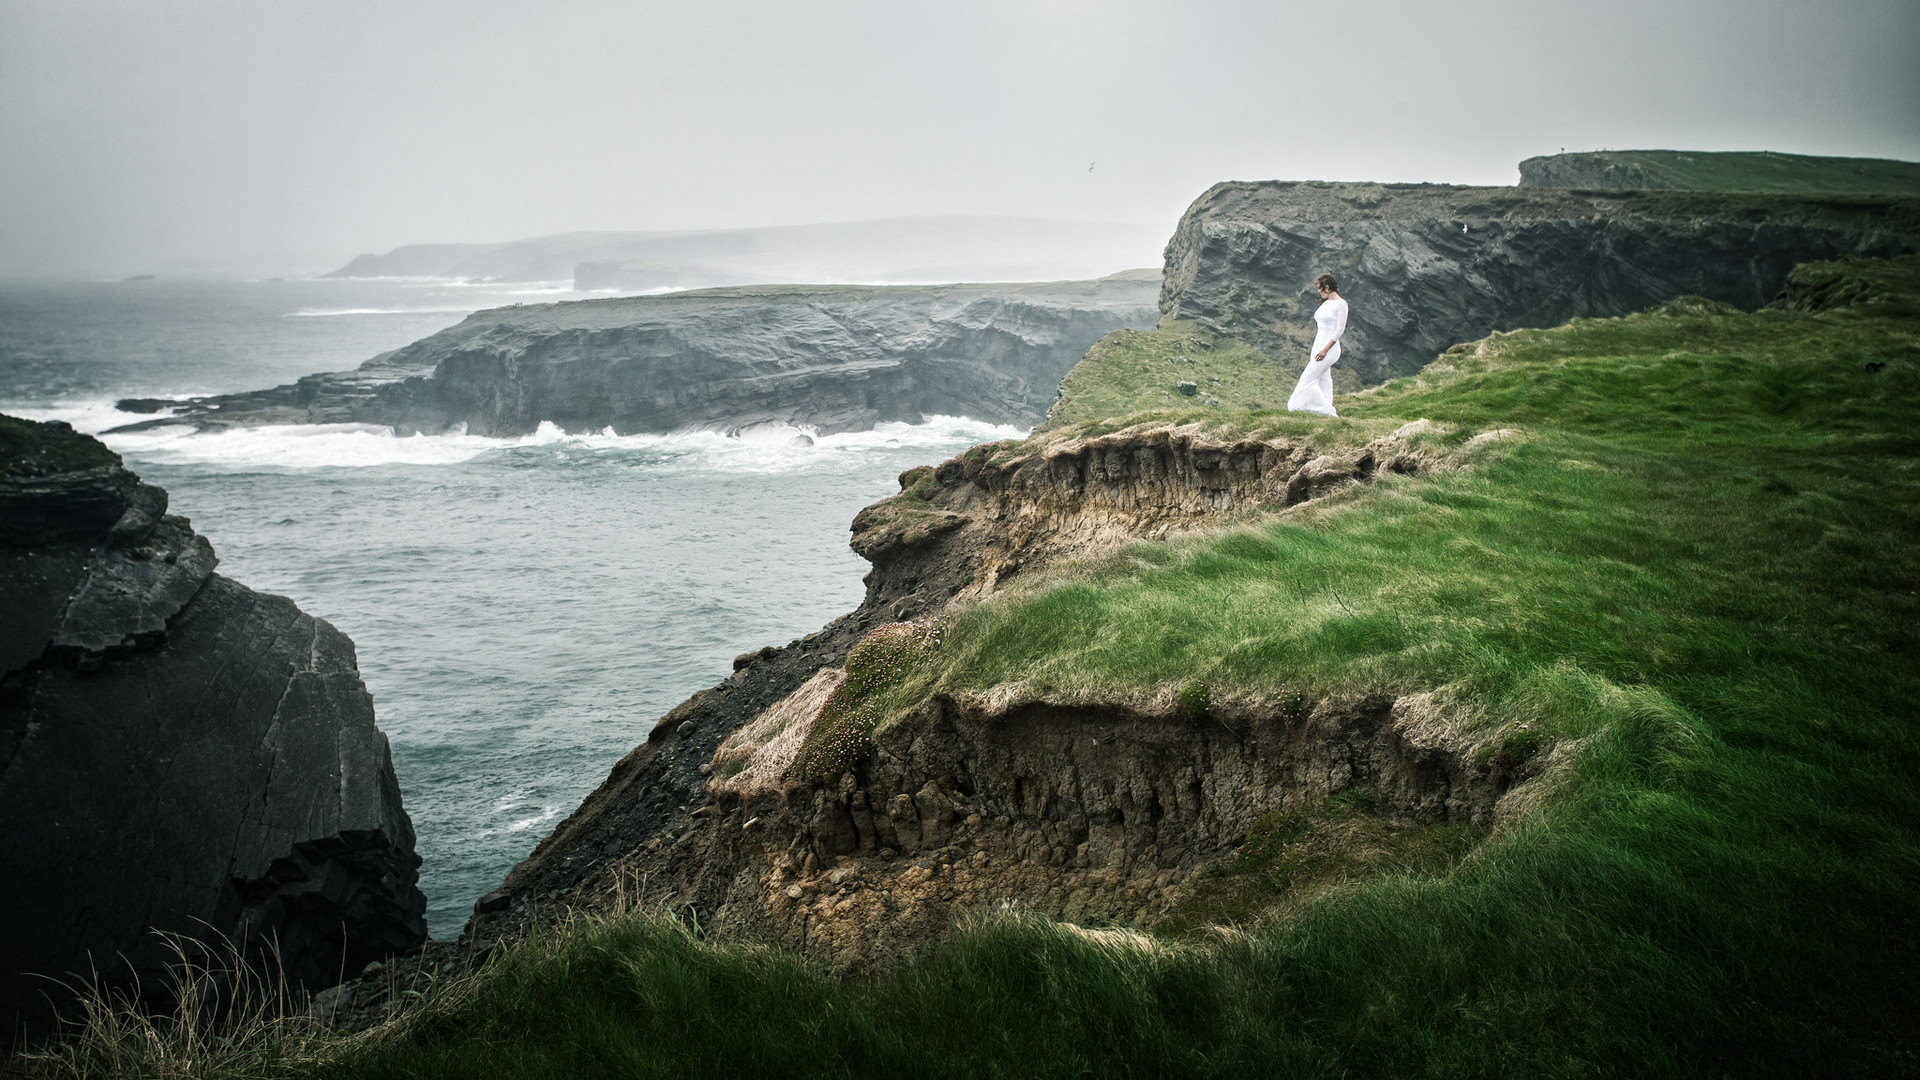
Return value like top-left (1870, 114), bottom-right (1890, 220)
top-left (321, 216), bottom-right (1170, 291)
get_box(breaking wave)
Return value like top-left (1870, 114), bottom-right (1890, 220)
top-left (21, 401), bottom-right (1023, 473)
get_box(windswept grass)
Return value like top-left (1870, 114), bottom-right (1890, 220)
top-left (312, 907), bottom-right (1283, 1080)
top-left (934, 262), bottom-right (1919, 713)
top-left (22, 931), bottom-right (345, 1080)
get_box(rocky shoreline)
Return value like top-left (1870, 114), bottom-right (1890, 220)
top-left (110, 274), bottom-right (1160, 439)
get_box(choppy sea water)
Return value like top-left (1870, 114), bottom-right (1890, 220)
top-left (0, 278), bottom-right (1017, 936)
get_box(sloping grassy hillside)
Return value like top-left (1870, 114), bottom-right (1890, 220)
top-left (54, 260), bottom-right (1914, 1078)
top-left (886, 255), bottom-right (1920, 1071)
top-left (1521, 149), bottom-right (1920, 195)
top-left (956, 257), bottom-right (1916, 703)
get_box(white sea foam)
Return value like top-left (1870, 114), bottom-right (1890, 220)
top-left (2, 399), bottom-right (200, 434)
top-left (105, 422), bottom-right (516, 468)
top-left (24, 400), bottom-right (1026, 473)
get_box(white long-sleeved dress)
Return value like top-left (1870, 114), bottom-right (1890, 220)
top-left (1287, 296), bottom-right (1348, 416)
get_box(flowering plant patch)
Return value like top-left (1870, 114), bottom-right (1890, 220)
top-left (787, 618), bottom-right (948, 784)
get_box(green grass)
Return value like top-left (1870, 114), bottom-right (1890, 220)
top-left (1045, 320), bottom-right (1364, 429)
top-left (83, 258), bottom-right (1917, 1078)
top-left (1168, 790), bottom-right (1482, 935)
top-left (1525, 149), bottom-right (1920, 195)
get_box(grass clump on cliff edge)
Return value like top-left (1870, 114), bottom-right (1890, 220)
top-left (1172, 790), bottom-right (1480, 934)
top-left (787, 619), bottom-right (947, 784)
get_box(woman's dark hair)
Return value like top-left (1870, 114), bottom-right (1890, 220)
top-left (1315, 274), bottom-right (1338, 293)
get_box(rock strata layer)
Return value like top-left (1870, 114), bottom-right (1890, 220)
top-left (114, 276), bottom-right (1159, 438)
top-left (455, 418), bottom-right (1536, 975)
top-left (629, 688), bottom-right (1523, 973)
top-left (0, 416), bottom-right (426, 1036)
top-left (1158, 181), bottom-right (1920, 383)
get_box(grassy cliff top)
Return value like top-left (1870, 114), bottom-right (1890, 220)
top-left (923, 255), bottom-right (1919, 701)
top-left (1519, 149), bottom-right (1920, 195)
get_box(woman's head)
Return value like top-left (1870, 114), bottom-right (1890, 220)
top-left (1315, 274), bottom-right (1338, 296)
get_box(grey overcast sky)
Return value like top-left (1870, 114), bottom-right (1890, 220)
top-left (2, 0), bottom-right (1915, 276)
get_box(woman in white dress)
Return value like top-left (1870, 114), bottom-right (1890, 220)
top-left (1287, 274), bottom-right (1347, 416)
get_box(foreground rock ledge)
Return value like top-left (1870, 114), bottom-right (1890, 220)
top-left (0, 416), bottom-right (426, 1037)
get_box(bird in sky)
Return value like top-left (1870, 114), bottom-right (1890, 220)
top-left (1088, 162), bottom-right (1095, 172)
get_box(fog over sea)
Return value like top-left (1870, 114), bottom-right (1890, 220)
top-left (0, 277), bottom-right (1018, 936)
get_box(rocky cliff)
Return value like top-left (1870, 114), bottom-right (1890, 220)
top-left (1158, 182), bottom-right (1920, 383)
top-left (0, 416), bottom-right (427, 1036)
top-left (435, 416), bottom-right (1550, 980)
top-left (116, 275), bottom-right (1160, 439)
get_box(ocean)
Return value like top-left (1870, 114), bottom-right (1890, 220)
top-left (0, 277), bottom-right (1017, 937)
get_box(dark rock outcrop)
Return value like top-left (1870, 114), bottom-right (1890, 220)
top-left (0, 416), bottom-right (426, 1036)
top-left (119, 276), bottom-right (1161, 438)
top-left (1158, 181), bottom-right (1920, 383)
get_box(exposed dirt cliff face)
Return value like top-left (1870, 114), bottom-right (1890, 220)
top-left (617, 688), bottom-right (1535, 975)
top-left (1158, 181), bottom-right (1920, 383)
top-left (112, 276), bottom-right (1159, 439)
top-left (457, 417), bottom-right (1545, 976)
top-left (0, 416), bottom-right (426, 1036)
